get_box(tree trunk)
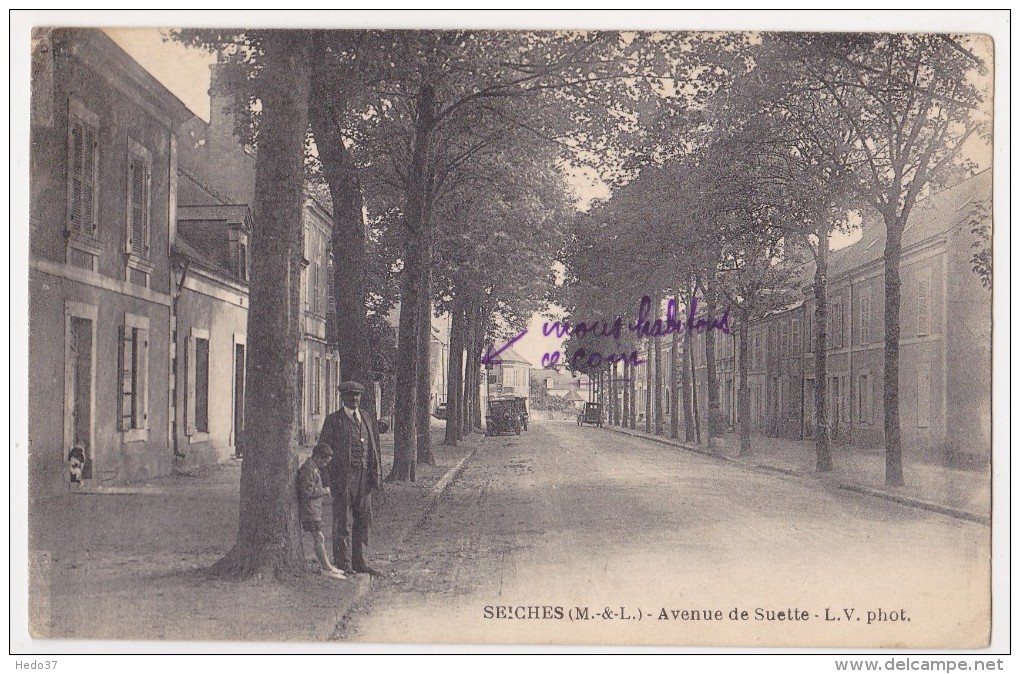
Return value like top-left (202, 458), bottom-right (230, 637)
top-left (475, 312), bottom-right (489, 430)
top-left (307, 60), bottom-right (378, 427)
top-left (215, 33), bottom-right (310, 578)
top-left (738, 309), bottom-right (752, 457)
top-left (444, 302), bottom-right (464, 445)
top-left (814, 223), bottom-right (833, 472)
top-left (644, 339), bottom-right (652, 433)
top-left (670, 300), bottom-right (681, 439)
top-left (390, 262), bottom-right (420, 482)
top-left (619, 359), bottom-right (627, 428)
top-left (463, 301), bottom-right (479, 437)
top-left (415, 262), bottom-right (436, 466)
top-left (687, 322), bottom-right (700, 444)
top-left (704, 282), bottom-right (721, 447)
top-left (629, 357), bottom-right (637, 430)
top-left (388, 84), bottom-right (436, 483)
top-left (882, 216), bottom-right (905, 486)
top-left (654, 331), bottom-right (664, 436)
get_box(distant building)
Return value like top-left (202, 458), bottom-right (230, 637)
top-left (624, 171), bottom-right (992, 466)
top-left (481, 346), bottom-right (532, 412)
top-left (532, 368), bottom-right (591, 399)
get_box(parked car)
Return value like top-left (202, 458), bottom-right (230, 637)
top-left (433, 402), bottom-right (448, 420)
top-left (577, 402), bottom-right (603, 428)
top-left (486, 397), bottom-right (522, 436)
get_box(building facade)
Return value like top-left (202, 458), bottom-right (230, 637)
top-left (621, 172), bottom-right (991, 465)
top-left (29, 29), bottom-right (193, 496)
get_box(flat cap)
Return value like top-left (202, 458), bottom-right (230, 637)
top-left (337, 381), bottom-right (366, 393)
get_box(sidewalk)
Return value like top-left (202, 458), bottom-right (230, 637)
top-left (29, 421), bottom-right (482, 643)
top-left (605, 424), bottom-right (990, 524)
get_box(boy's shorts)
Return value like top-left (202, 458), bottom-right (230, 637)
top-left (302, 520), bottom-right (321, 533)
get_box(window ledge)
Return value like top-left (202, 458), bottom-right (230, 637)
top-left (188, 432), bottom-right (210, 445)
top-left (123, 428), bottom-right (148, 443)
top-left (67, 231), bottom-right (101, 255)
top-left (125, 253), bottom-right (155, 275)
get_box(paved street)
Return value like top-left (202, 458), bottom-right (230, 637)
top-left (346, 420), bottom-right (990, 648)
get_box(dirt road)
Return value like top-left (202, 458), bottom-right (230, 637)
top-left (345, 420), bottom-right (990, 648)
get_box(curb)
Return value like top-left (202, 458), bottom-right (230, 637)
top-left (605, 426), bottom-right (988, 525)
top-left (396, 439), bottom-right (483, 547)
top-left (321, 574), bottom-right (372, 641)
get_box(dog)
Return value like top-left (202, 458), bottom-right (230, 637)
top-left (68, 445), bottom-right (86, 483)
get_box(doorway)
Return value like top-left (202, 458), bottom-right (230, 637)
top-left (66, 314), bottom-right (94, 480)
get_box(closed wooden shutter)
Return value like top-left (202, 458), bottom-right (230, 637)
top-left (918, 271), bottom-right (931, 336)
top-left (119, 326), bottom-right (134, 430)
top-left (917, 364), bottom-right (931, 428)
top-left (70, 118), bottom-right (97, 234)
top-left (129, 157), bottom-right (149, 256)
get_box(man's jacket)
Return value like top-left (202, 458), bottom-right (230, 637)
top-left (319, 408), bottom-right (383, 492)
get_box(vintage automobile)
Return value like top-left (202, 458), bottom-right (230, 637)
top-left (577, 401), bottom-right (603, 428)
top-left (513, 397), bottom-right (530, 431)
top-left (432, 402), bottom-right (448, 420)
top-left (486, 397), bottom-right (522, 436)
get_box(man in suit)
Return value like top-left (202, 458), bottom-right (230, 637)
top-left (318, 381), bottom-right (383, 576)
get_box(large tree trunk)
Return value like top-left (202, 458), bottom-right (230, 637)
top-left (389, 84), bottom-right (436, 482)
top-left (444, 302), bottom-right (464, 445)
top-left (644, 339), bottom-right (652, 433)
top-left (738, 309), bottom-right (752, 457)
top-left (629, 357), bottom-right (637, 430)
top-left (654, 331), bottom-right (664, 436)
top-left (688, 324), bottom-right (701, 444)
top-left (621, 359), bottom-right (630, 428)
top-left (813, 224), bottom-right (833, 472)
top-left (215, 33), bottom-right (310, 578)
top-left (670, 302), bottom-right (680, 439)
top-left (474, 312), bottom-right (489, 430)
top-left (390, 262), bottom-right (420, 482)
top-left (704, 282), bottom-right (721, 447)
top-left (462, 301), bottom-right (478, 437)
top-left (307, 59), bottom-right (378, 424)
top-left (415, 263), bottom-right (436, 466)
top-left (882, 215), bottom-right (905, 486)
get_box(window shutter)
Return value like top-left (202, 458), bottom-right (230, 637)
top-left (186, 337), bottom-right (196, 435)
top-left (130, 158), bottom-right (146, 256)
top-left (82, 123), bottom-right (97, 234)
top-left (138, 328), bottom-right (149, 427)
top-left (119, 326), bottom-right (134, 430)
top-left (918, 272), bottom-right (931, 336)
top-left (792, 320), bottom-right (801, 355)
top-left (70, 121), bottom-right (84, 230)
top-left (917, 364), bottom-right (931, 427)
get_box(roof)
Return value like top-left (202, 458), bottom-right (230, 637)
top-left (829, 170), bottom-right (991, 278)
top-left (497, 346), bottom-right (532, 366)
top-left (562, 389), bottom-right (586, 401)
top-left (533, 367), bottom-right (589, 389)
top-left (172, 234), bottom-right (235, 280)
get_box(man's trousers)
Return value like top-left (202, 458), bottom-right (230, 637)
top-left (331, 465), bottom-right (373, 570)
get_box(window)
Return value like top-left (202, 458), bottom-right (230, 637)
top-left (792, 319), bottom-right (801, 356)
top-left (917, 364), bottom-right (931, 428)
top-left (325, 357), bottom-right (332, 412)
top-left (187, 329), bottom-right (210, 437)
top-left (859, 289), bottom-right (872, 344)
top-left (118, 314), bottom-right (149, 440)
top-left (917, 269), bottom-right (932, 336)
top-left (126, 140), bottom-right (151, 258)
top-left (829, 299), bottom-right (844, 348)
top-left (239, 242), bottom-right (248, 282)
top-left (857, 373), bottom-right (872, 424)
top-left (806, 308), bottom-right (815, 353)
top-left (67, 99), bottom-right (99, 238)
top-left (312, 356), bottom-right (321, 415)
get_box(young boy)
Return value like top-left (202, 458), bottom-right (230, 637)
top-left (299, 443), bottom-right (346, 580)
